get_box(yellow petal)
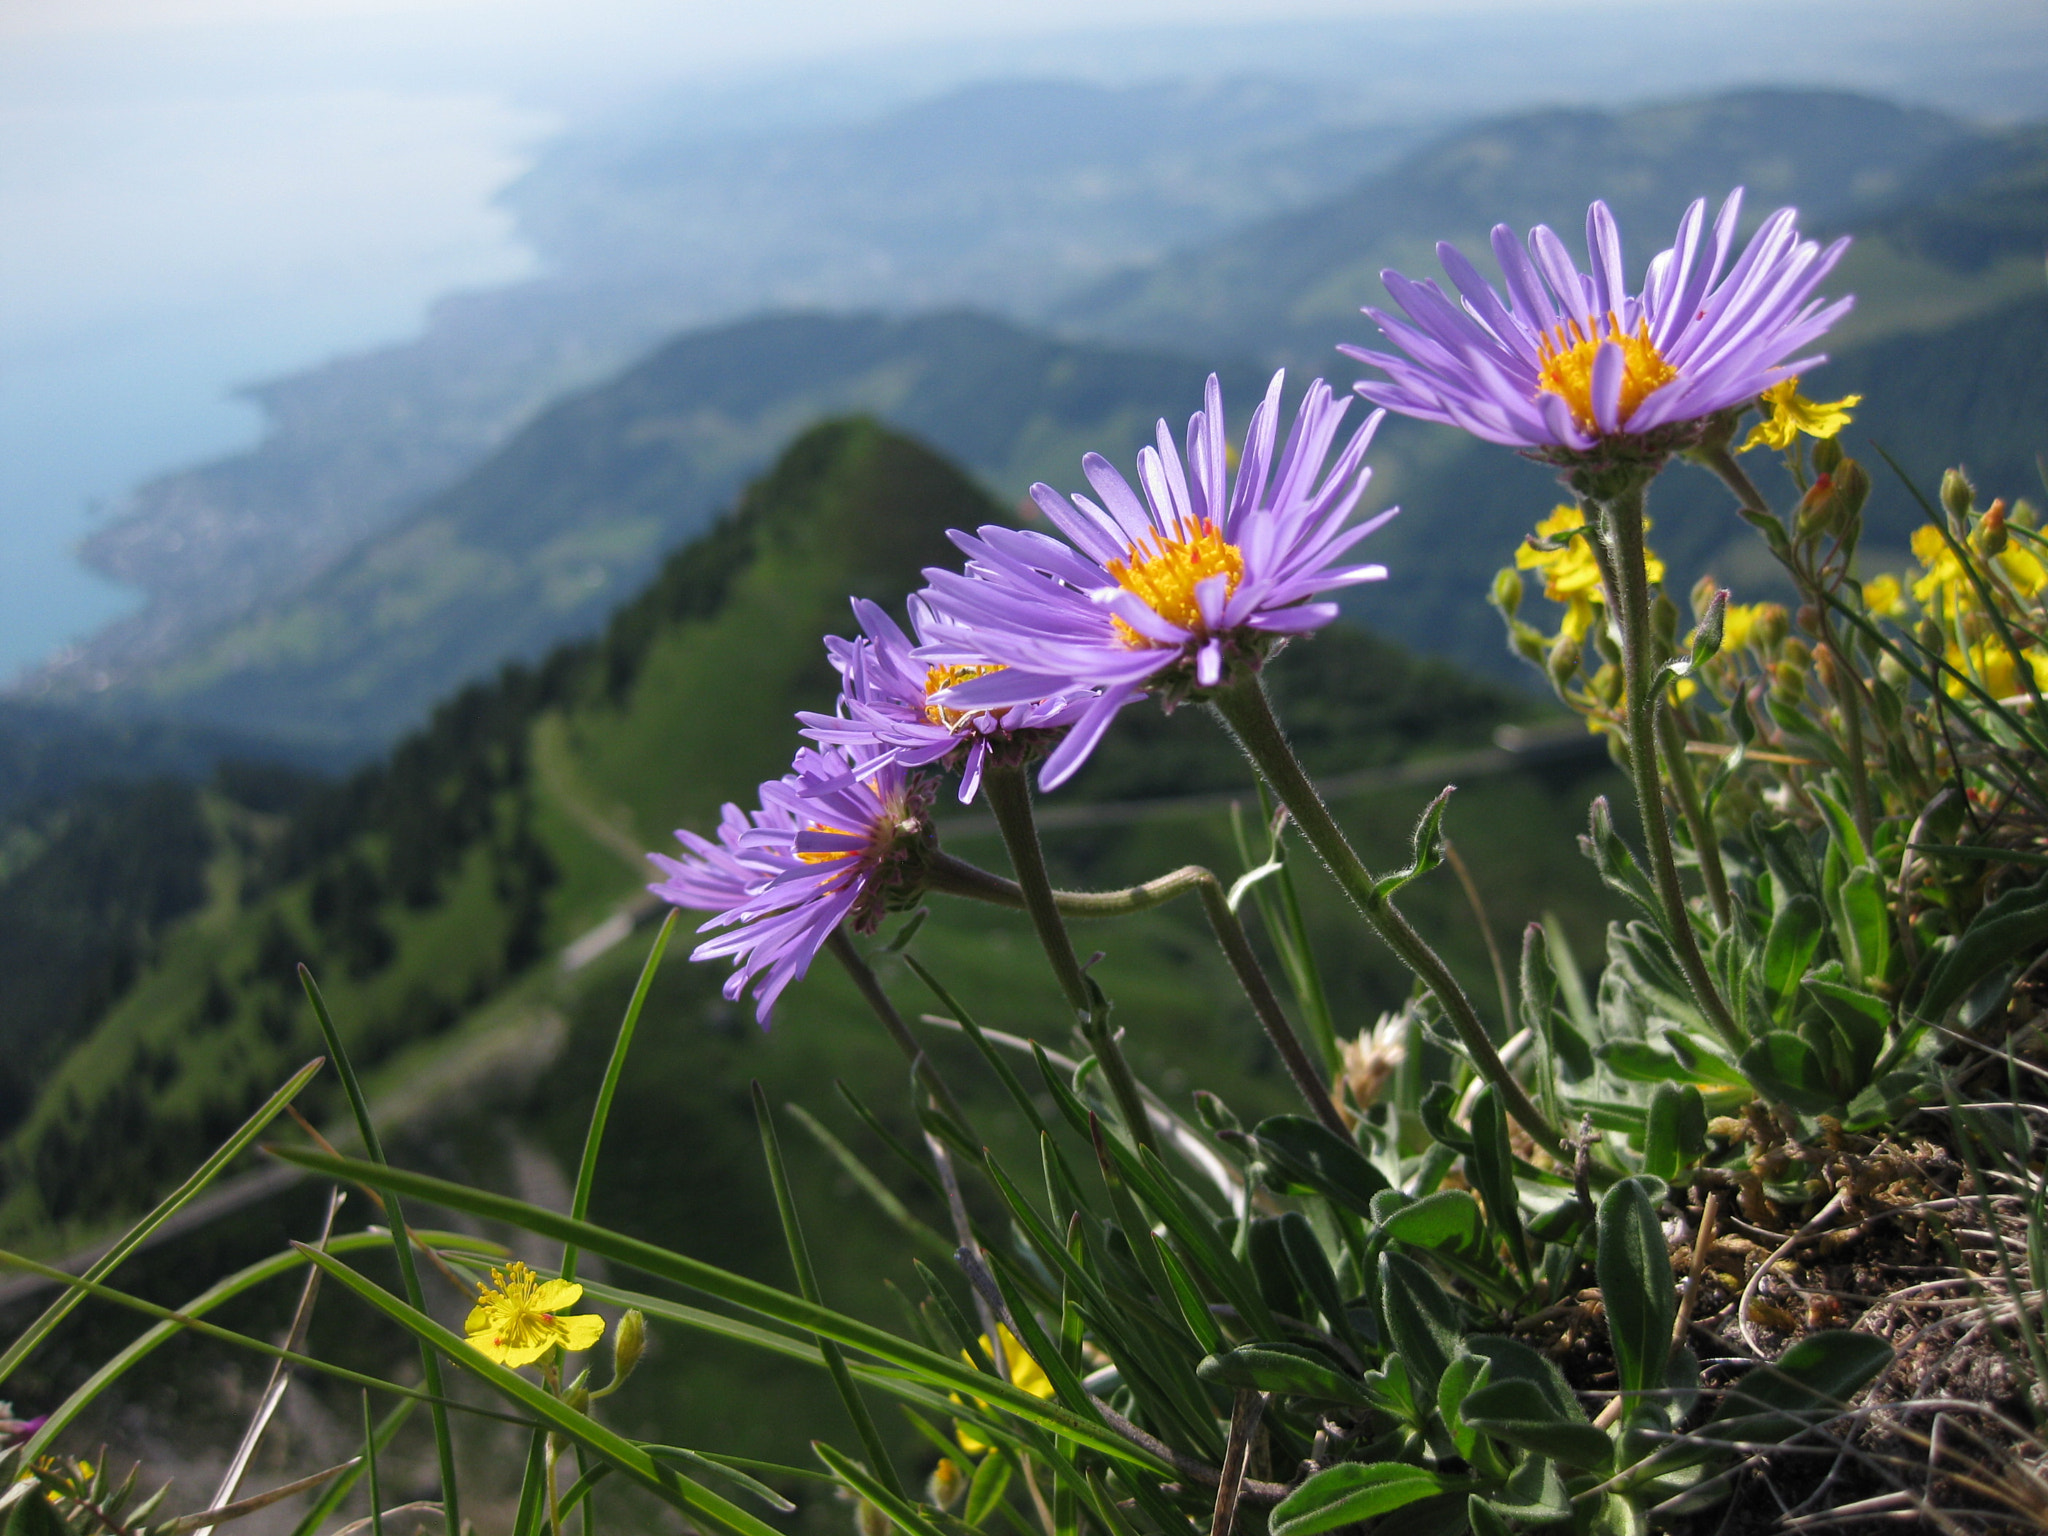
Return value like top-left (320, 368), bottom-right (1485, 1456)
top-left (466, 1330), bottom-right (512, 1366)
top-left (532, 1279), bottom-right (584, 1312)
top-left (555, 1313), bottom-right (606, 1353)
top-left (499, 1338), bottom-right (558, 1368)
top-left (464, 1304), bottom-right (491, 1333)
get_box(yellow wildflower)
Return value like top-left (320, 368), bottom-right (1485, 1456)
top-left (1947, 638), bottom-right (2048, 702)
top-left (1719, 602), bottom-right (1761, 654)
top-left (1515, 504), bottom-right (1664, 642)
top-left (1738, 378), bottom-right (1862, 453)
top-left (1861, 574), bottom-right (1908, 620)
top-left (465, 1261), bottom-right (605, 1367)
top-left (1911, 523), bottom-right (2048, 611)
top-left (954, 1325), bottom-right (1053, 1454)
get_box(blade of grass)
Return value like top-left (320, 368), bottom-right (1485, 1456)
top-left (269, 1147), bottom-right (1170, 1472)
top-left (295, 1242), bottom-right (797, 1536)
top-left (0, 1056), bottom-right (325, 1385)
top-left (298, 966), bottom-right (461, 1536)
top-left (754, 1082), bottom-right (904, 1498)
top-left (782, 1103), bottom-right (957, 1264)
top-left (563, 911), bottom-right (676, 1285)
top-left (361, 1392), bottom-right (384, 1536)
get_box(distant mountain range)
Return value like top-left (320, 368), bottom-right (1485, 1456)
top-left (19, 85), bottom-right (2046, 761)
top-left (33, 76), bottom-right (1422, 694)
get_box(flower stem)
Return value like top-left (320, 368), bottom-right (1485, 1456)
top-left (928, 852), bottom-right (1346, 1136)
top-left (1654, 702), bottom-right (1731, 928)
top-left (826, 927), bottom-right (972, 1133)
top-left (1698, 443), bottom-right (1876, 847)
top-left (981, 761), bottom-right (1157, 1153)
top-left (1599, 485), bottom-right (1743, 1051)
top-left (1210, 671), bottom-right (1562, 1153)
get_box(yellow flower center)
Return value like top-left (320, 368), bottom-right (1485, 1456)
top-left (923, 662), bottom-right (1005, 731)
top-left (1104, 518), bottom-right (1244, 646)
top-left (1535, 312), bottom-right (1678, 434)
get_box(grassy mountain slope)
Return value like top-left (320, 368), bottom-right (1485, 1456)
top-left (122, 313), bottom-right (1266, 756)
top-left (3, 421), bottom-right (1623, 1477)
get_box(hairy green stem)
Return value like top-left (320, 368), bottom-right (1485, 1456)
top-left (980, 762), bottom-right (1156, 1153)
top-left (1209, 672), bottom-right (1562, 1154)
top-left (1654, 703), bottom-right (1732, 928)
top-left (929, 851), bottom-right (1345, 1136)
top-left (1599, 487), bottom-right (1742, 1051)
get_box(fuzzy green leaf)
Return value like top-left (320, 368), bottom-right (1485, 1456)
top-left (1269, 1464), bottom-right (1449, 1536)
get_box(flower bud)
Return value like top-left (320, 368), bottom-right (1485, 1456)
top-left (1509, 618), bottom-right (1547, 665)
top-left (928, 1458), bottom-right (968, 1511)
top-left (1814, 644), bottom-right (1840, 696)
top-left (1547, 630), bottom-right (1582, 689)
top-left (1797, 604), bottom-right (1821, 636)
top-left (1781, 638), bottom-right (1813, 672)
top-left (1490, 567), bottom-right (1523, 617)
top-left (1942, 467), bottom-right (1975, 526)
top-left (1690, 575), bottom-right (1719, 622)
top-left (1794, 479), bottom-right (1843, 544)
top-left (612, 1308), bottom-right (646, 1386)
top-left (1812, 436), bottom-right (1844, 476)
top-left (1878, 653), bottom-right (1909, 691)
top-left (1918, 617), bottom-right (1945, 654)
top-left (1980, 499), bottom-right (2009, 555)
top-left (2013, 498), bottom-right (2039, 531)
top-left (1690, 589), bottom-right (1728, 667)
top-left (1772, 661), bottom-right (1806, 705)
top-left (1592, 662), bottom-right (1623, 707)
top-left (856, 1500), bottom-right (891, 1536)
top-left (1751, 603), bottom-right (1790, 652)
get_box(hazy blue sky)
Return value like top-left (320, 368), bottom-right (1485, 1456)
top-left (3, 0), bottom-right (2044, 679)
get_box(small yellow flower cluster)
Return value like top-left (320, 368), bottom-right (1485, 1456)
top-left (1738, 378), bottom-right (1861, 455)
top-left (1891, 506), bottom-right (2048, 702)
top-left (1512, 504), bottom-right (1667, 643)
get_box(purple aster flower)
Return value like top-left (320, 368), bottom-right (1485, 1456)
top-left (916, 371), bottom-right (1392, 791)
top-left (796, 598), bottom-right (1095, 803)
top-left (1343, 189), bottom-right (1851, 456)
top-left (647, 799), bottom-right (792, 914)
top-left (1, 1403), bottom-right (45, 1447)
top-left (661, 748), bottom-right (934, 1026)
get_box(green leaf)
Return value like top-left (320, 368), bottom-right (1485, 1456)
top-left (1803, 973), bottom-right (1889, 1086)
top-left (1598, 1039), bottom-right (1697, 1085)
top-left (1920, 876), bottom-right (2048, 1019)
top-left (1582, 797), bottom-right (1661, 920)
top-left (1467, 1086), bottom-right (1531, 1276)
top-left (1374, 786), bottom-right (1454, 899)
top-left (1277, 1212), bottom-right (1350, 1338)
top-left (813, 1443), bottom-right (948, 1536)
top-left (963, 1451), bottom-right (1012, 1526)
top-left (1641, 1084), bottom-right (1706, 1184)
top-left (1377, 1252), bottom-right (1461, 1404)
top-left (1460, 1379), bottom-right (1613, 1470)
top-left (1481, 1453), bottom-right (1570, 1521)
top-left (1738, 1030), bottom-right (1839, 1112)
top-left (1708, 1332), bottom-right (1894, 1444)
top-left (1435, 1353), bottom-right (1492, 1462)
top-left (1196, 1344), bottom-right (1372, 1407)
top-left (1522, 923), bottom-right (1594, 1080)
top-left (1269, 1464), bottom-right (1449, 1536)
top-left (1597, 1178), bottom-right (1674, 1403)
top-left (1253, 1115), bottom-right (1390, 1216)
top-left (5, 1488), bottom-right (69, 1536)
top-left (1836, 868), bottom-right (1891, 987)
top-left (1762, 896), bottom-right (1824, 1023)
top-left (1380, 1191), bottom-right (1486, 1258)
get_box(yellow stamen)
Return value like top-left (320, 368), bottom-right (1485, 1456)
top-left (1105, 518), bottom-right (1244, 647)
top-left (1535, 311), bottom-right (1678, 434)
top-left (923, 662), bottom-right (1006, 731)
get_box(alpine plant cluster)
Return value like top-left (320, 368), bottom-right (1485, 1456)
top-left (648, 190), bottom-right (1851, 1025)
